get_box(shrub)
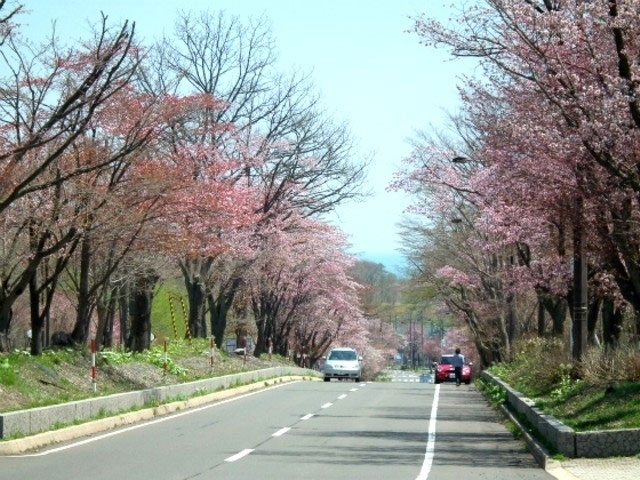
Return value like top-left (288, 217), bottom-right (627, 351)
top-left (499, 337), bottom-right (572, 396)
top-left (581, 342), bottom-right (640, 387)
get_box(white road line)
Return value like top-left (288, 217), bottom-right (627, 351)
top-left (349, 388), bottom-right (358, 392)
top-left (7, 381), bottom-right (297, 457)
top-left (225, 448), bottom-right (254, 462)
top-left (321, 402), bottom-right (333, 409)
top-left (337, 394), bottom-right (347, 400)
top-left (301, 413), bottom-right (314, 420)
top-left (359, 383), bottom-right (366, 387)
top-left (416, 384), bottom-right (440, 480)
top-left (272, 427), bottom-right (291, 437)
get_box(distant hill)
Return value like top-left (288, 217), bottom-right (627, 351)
top-left (357, 251), bottom-right (408, 277)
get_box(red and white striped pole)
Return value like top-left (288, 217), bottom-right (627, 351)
top-left (210, 337), bottom-right (215, 370)
top-left (90, 340), bottom-right (97, 393)
top-left (163, 340), bottom-right (168, 376)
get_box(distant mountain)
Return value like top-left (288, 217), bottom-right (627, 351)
top-left (357, 251), bottom-right (408, 277)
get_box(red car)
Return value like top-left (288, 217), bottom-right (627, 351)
top-left (433, 354), bottom-right (472, 384)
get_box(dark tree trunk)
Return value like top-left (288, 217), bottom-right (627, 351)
top-left (72, 235), bottom-right (93, 344)
top-left (587, 298), bottom-right (601, 346)
top-left (207, 277), bottom-right (240, 349)
top-left (186, 280), bottom-right (206, 338)
top-left (127, 272), bottom-right (158, 353)
top-left (29, 267), bottom-right (44, 356)
top-left (537, 297), bottom-right (546, 337)
top-left (540, 293), bottom-right (567, 336)
top-left (119, 281), bottom-right (130, 346)
top-left (602, 297), bottom-right (623, 347)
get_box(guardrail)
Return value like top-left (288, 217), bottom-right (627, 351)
top-left (0, 366), bottom-right (317, 440)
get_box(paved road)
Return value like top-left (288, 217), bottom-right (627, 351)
top-left (0, 380), bottom-right (553, 480)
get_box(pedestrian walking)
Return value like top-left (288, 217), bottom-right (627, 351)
top-left (451, 347), bottom-right (465, 386)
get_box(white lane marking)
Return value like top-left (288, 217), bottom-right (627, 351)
top-left (301, 413), bottom-right (314, 420)
top-left (337, 394), bottom-right (347, 400)
top-left (349, 388), bottom-right (358, 392)
top-left (321, 402), bottom-right (333, 409)
top-left (7, 381), bottom-right (297, 457)
top-left (272, 427), bottom-right (291, 437)
top-left (225, 448), bottom-right (254, 462)
top-left (416, 384), bottom-right (440, 480)
top-left (359, 383), bottom-right (366, 387)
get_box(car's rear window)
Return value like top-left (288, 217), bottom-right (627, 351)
top-left (328, 350), bottom-right (357, 361)
top-left (440, 356), bottom-right (453, 364)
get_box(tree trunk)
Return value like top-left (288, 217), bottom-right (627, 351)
top-left (587, 298), bottom-right (601, 346)
top-left (29, 267), bottom-right (44, 356)
top-left (127, 272), bottom-right (158, 353)
top-left (207, 278), bottom-right (240, 349)
top-left (72, 235), bottom-right (93, 344)
top-left (119, 281), bottom-right (130, 346)
top-left (602, 297), bottom-right (623, 347)
top-left (537, 297), bottom-right (546, 337)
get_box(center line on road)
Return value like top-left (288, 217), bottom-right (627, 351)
top-left (349, 388), bottom-right (357, 392)
top-left (301, 413), bottom-right (314, 420)
top-left (337, 394), bottom-right (347, 400)
top-left (272, 427), bottom-right (291, 437)
top-left (321, 402), bottom-right (333, 409)
top-left (359, 383), bottom-right (366, 387)
top-left (416, 384), bottom-right (440, 480)
top-left (225, 448), bottom-right (254, 462)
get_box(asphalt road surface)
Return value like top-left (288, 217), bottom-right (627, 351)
top-left (0, 379), bottom-right (553, 480)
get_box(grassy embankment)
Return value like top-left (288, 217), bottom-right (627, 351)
top-left (0, 282), bottom-right (296, 414)
top-left (477, 337), bottom-right (640, 432)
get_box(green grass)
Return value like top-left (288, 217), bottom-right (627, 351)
top-left (488, 359), bottom-right (640, 431)
top-left (536, 382), bottom-right (640, 431)
top-left (151, 279), bottom-right (189, 341)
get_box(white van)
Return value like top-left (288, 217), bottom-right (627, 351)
top-left (322, 348), bottom-right (362, 382)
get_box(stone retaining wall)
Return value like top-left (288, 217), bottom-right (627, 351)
top-left (480, 371), bottom-right (640, 458)
top-left (0, 367), bottom-right (316, 439)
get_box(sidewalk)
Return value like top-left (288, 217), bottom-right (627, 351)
top-left (557, 457), bottom-right (640, 480)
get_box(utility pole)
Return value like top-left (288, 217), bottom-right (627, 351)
top-left (572, 199), bottom-right (588, 362)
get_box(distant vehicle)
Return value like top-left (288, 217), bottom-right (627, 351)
top-left (433, 354), bottom-right (472, 384)
top-left (224, 337), bottom-right (254, 355)
top-left (322, 348), bottom-right (362, 382)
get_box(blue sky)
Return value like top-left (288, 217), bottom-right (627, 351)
top-left (22, 1), bottom-right (466, 274)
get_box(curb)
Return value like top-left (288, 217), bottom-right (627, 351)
top-left (498, 403), bottom-right (579, 480)
top-left (0, 375), bottom-right (317, 455)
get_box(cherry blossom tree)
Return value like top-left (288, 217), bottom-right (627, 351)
top-left (400, 0), bottom-right (640, 363)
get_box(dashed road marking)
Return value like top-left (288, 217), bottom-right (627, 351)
top-left (337, 394), bottom-right (347, 400)
top-left (225, 448), bottom-right (254, 462)
top-left (272, 427), bottom-right (290, 437)
top-left (321, 402), bottom-right (333, 409)
top-left (301, 413), bottom-right (314, 420)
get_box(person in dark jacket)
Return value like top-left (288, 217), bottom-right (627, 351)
top-left (451, 348), bottom-right (465, 386)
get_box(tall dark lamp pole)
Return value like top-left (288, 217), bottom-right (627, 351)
top-left (572, 198), bottom-right (588, 361)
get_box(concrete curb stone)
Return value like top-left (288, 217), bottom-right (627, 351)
top-left (0, 374), bottom-right (317, 455)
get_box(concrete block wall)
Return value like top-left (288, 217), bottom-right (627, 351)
top-left (0, 366), bottom-right (314, 439)
top-left (480, 371), bottom-right (640, 458)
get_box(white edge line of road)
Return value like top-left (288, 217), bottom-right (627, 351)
top-left (272, 427), bottom-right (291, 437)
top-left (225, 448), bottom-right (254, 462)
top-left (416, 384), bottom-right (440, 480)
top-left (7, 381), bottom-right (297, 458)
